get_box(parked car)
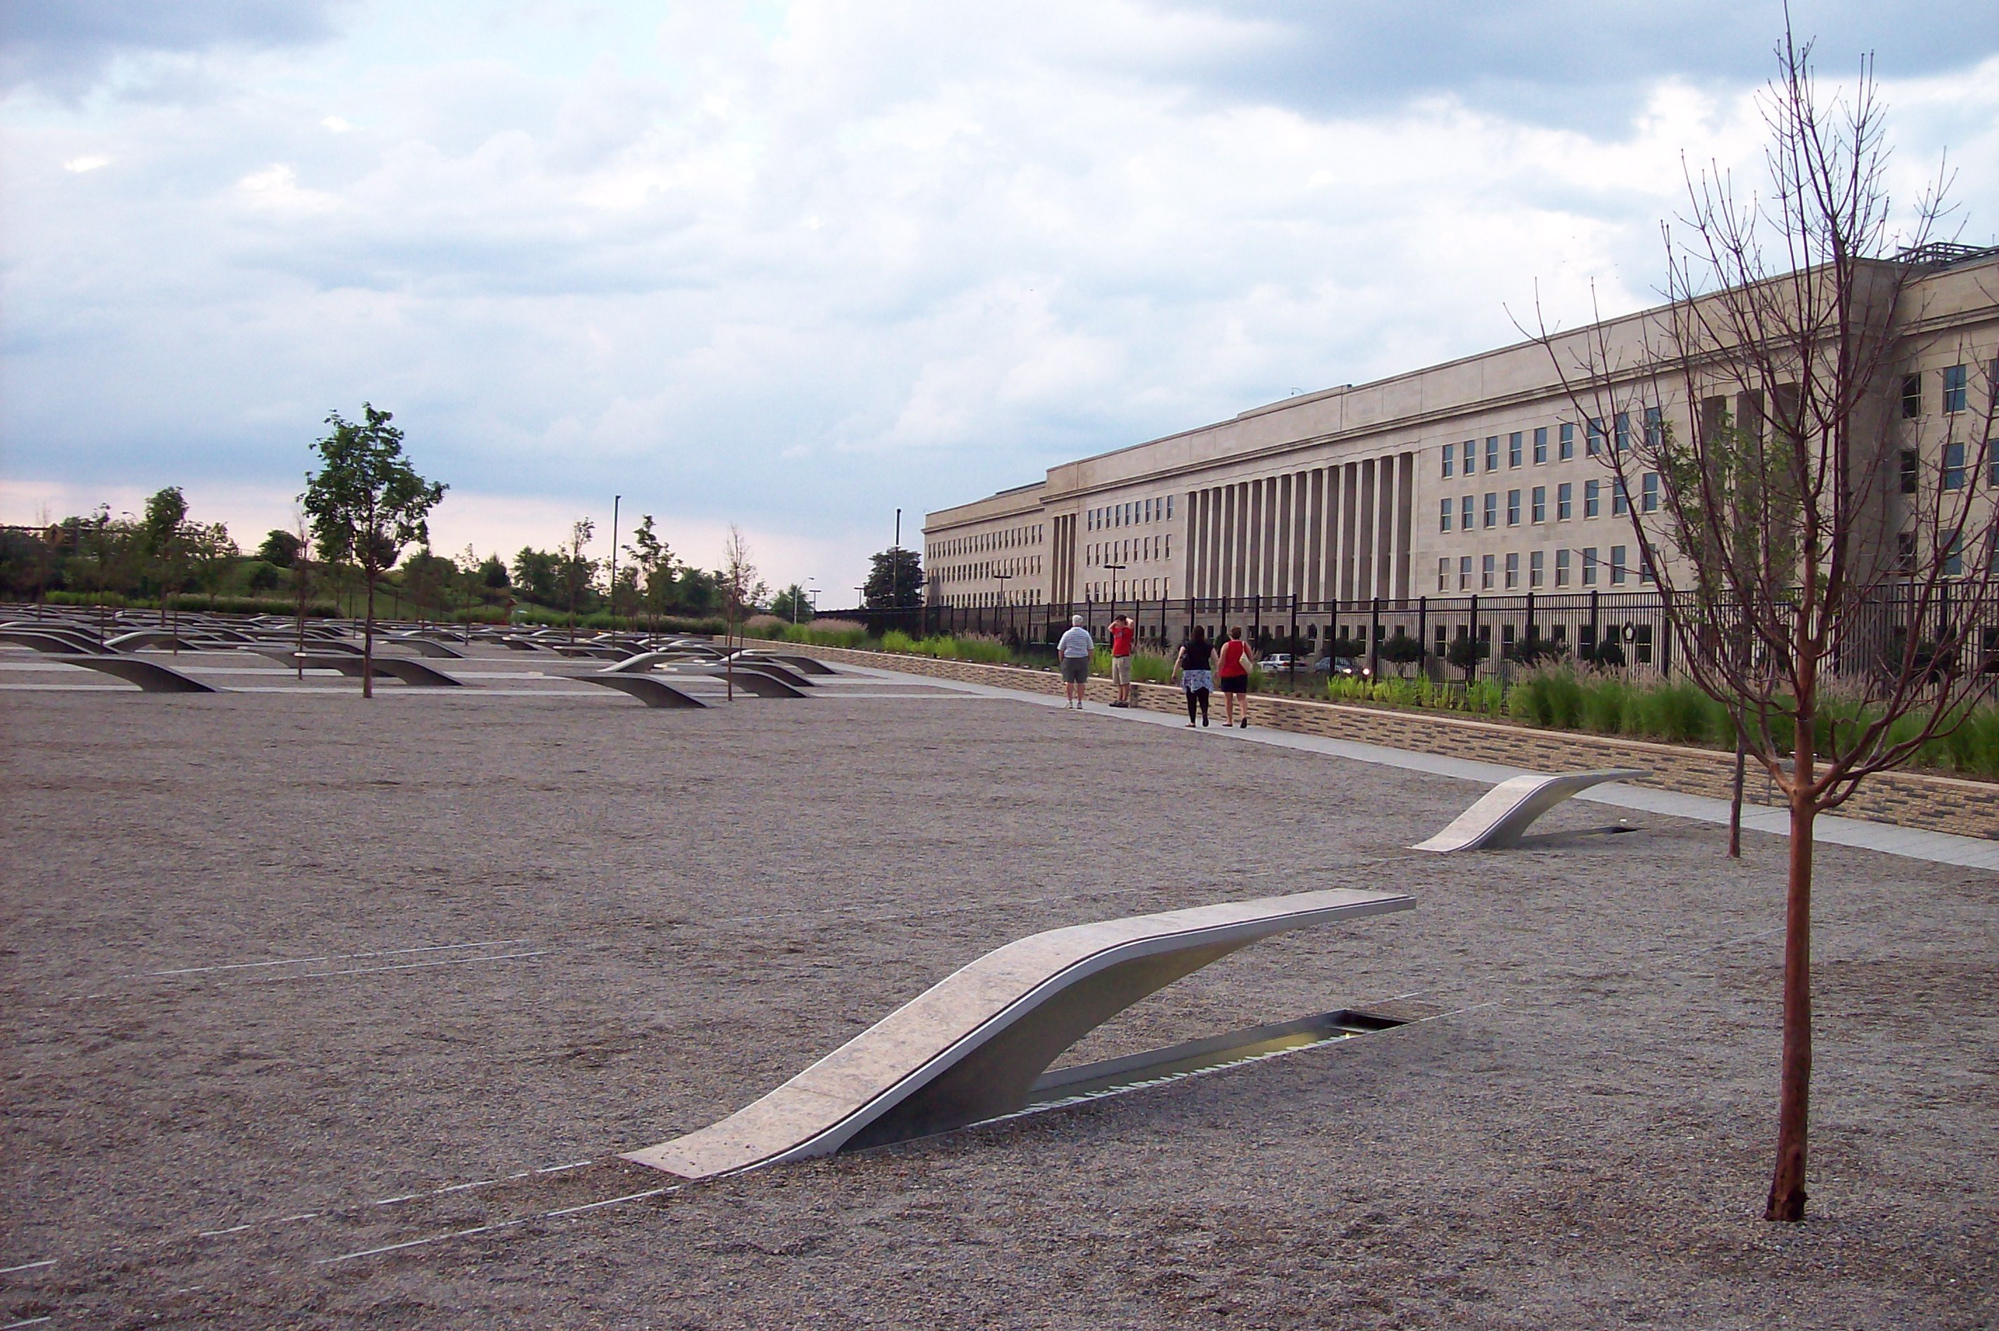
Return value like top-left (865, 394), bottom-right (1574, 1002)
top-left (1261, 653), bottom-right (1298, 673)
top-left (1311, 656), bottom-right (1370, 678)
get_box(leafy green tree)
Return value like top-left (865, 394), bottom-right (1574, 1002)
top-left (562, 518), bottom-right (596, 637)
top-left (141, 486), bottom-right (190, 623)
top-left (512, 547), bottom-right (559, 603)
top-left (301, 404), bottom-right (447, 697)
top-left (258, 529), bottom-right (302, 568)
top-left (624, 514), bottom-right (676, 630)
top-left (863, 547), bottom-right (923, 609)
top-left (478, 554), bottom-right (510, 589)
top-left (1379, 630), bottom-right (1424, 676)
top-left (771, 583), bottom-right (814, 623)
top-left (1444, 631), bottom-right (1488, 682)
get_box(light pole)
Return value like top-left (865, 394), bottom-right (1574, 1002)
top-left (1102, 563), bottom-right (1125, 630)
top-left (608, 494), bottom-right (621, 628)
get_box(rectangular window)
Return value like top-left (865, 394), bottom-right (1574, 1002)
top-left (1903, 372), bottom-right (1923, 418)
top-left (1643, 406), bottom-right (1663, 448)
top-left (1440, 498), bottom-right (1453, 532)
top-left (1462, 439), bottom-right (1477, 475)
top-left (1481, 553), bottom-right (1495, 590)
top-left (1461, 496), bottom-right (1474, 530)
top-left (1896, 531), bottom-right (1915, 573)
top-left (1504, 552), bottom-right (1519, 589)
top-left (1587, 419), bottom-right (1604, 456)
top-left (1614, 412), bottom-right (1630, 453)
top-left (1438, 557), bottom-right (1450, 592)
top-left (1533, 426), bottom-right (1548, 464)
top-left (1530, 549), bottom-right (1545, 587)
top-left (1555, 548), bottom-right (1571, 586)
top-left (1506, 489), bottom-right (1521, 526)
top-left (1944, 364), bottom-right (1968, 413)
top-left (1486, 436), bottom-right (1500, 472)
top-left (1531, 485), bottom-right (1546, 523)
top-left (1582, 547), bottom-right (1599, 586)
top-left (1944, 533), bottom-right (1963, 577)
top-left (1945, 442), bottom-right (1965, 490)
top-left (1483, 492), bottom-right (1497, 528)
top-left (1509, 432), bottom-right (1523, 468)
top-left (1610, 545), bottom-right (1627, 585)
top-left (1584, 479), bottom-right (1600, 518)
top-left (1901, 448), bottom-right (1919, 495)
top-left (1613, 482), bottom-right (1629, 517)
top-left (1557, 482), bottom-right (1573, 520)
top-left (1559, 422), bottom-right (1575, 461)
top-left (1442, 442), bottom-right (1455, 477)
top-left (1458, 556), bottom-right (1473, 591)
top-left (1642, 472), bottom-right (1660, 512)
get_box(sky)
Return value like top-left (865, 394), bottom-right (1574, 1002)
top-left (4, 1), bottom-right (1996, 602)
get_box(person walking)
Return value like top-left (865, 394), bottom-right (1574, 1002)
top-left (1174, 626), bottom-right (1214, 727)
top-left (1056, 613), bottom-right (1095, 710)
top-left (1216, 626), bottom-right (1255, 727)
top-left (1108, 614), bottom-right (1136, 708)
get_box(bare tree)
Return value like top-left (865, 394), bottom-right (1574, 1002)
top-left (565, 518), bottom-right (596, 641)
top-left (1533, 28), bottom-right (1997, 1221)
top-left (720, 525), bottom-right (766, 701)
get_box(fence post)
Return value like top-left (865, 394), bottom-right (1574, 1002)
top-left (1468, 593), bottom-right (1480, 680)
top-left (1417, 596), bottom-right (1428, 680)
top-left (1589, 589), bottom-right (1600, 661)
top-left (1368, 596), bottom-right (1381, 681)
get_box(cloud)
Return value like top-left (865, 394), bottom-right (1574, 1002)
top-left (1, 0), bottom-right (354, 97)
top-left (3, 2), bottom-right (1996, 599)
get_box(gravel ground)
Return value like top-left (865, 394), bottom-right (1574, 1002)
top-left (2, 647), bottom-right (1995, 1328)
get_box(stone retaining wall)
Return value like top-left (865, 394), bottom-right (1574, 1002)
top-left (781, 642), bottom-right (1999, 842)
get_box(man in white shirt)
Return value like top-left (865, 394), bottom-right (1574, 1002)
top-left (1056, 614), bottom-right (1095, 710)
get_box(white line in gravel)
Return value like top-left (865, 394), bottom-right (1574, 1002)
top-left (146, 938), bottom-right (533, 978)
top-left (828, 661), bottom-right (1999, 872)
top-left (266, 950), bottom-right (547, 980)
top-left (3, 1317), bottom-right (53, 1328)
top-left (0, 1259), bottom-right (55, 1274)
top-left (315, 1185), bottom-right (680, 1264)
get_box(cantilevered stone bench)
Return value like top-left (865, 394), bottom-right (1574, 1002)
top-left (623, 886), bottom-right (1414, 1180)
top-left (1, 628), bottom-right (114, 655)
top-left (291, 653), bottom-right (463, 687)
top-left (105, 630), bottom-right (200, 651)
top-left (1412, 768), bottom-right (1649, 852)
top-left (55, 655), bottom-right (217, 693)
top-left (675, 665), bottom-right (807, 698)
top-left (389, 636), bottom-right (464, 658)
top-left (572, 674), bottom-right (706, 708)
top-left (739, 652), bottom-right (835, 676)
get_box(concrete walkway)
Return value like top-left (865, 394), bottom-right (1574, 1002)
top-left (837, 660), bottom-right (1999, 873)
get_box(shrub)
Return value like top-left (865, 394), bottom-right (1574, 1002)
top-left (1581, 678), bottom-right (1629, 734)
top-left (879, 629), bottom-right (918, 654)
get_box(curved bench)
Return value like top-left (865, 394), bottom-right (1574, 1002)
top-left (291, 653), bottom-right (462, 687)
top-left (721, 659), bottom-right (814, 688)
top-left (740, 652), bottom-right (836, 676)
top-left (692, 666), bottom-right (807, 698)
top-left (1412, 768), bottom-right (1649, 852)
top-left (573, 674), bottom-right (706, 708)
top-left (390, 636), bottom-right (465, 659)
top-left (57, 655), bottom-right (217, 693)
top-left (1, 628), bottom-right (113, 655)
top-left (623, 886), bottom-right (1414, 1180)
top-left (105, 630), bottom-right (200, 652)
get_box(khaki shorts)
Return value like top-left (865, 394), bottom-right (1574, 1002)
top-left (1111, 655), bottom-right (1132, 685)
top-left (1060, 656), bottom-right (1091, 685)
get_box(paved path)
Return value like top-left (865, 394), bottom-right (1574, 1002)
top-left (833, 660), bottom-right (1999, 873)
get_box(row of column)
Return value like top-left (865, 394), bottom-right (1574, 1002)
top-left (1183, 453), bottom-right (1415, 604)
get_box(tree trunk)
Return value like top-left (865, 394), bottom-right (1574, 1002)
top-left (1728, 733), bottom-right (1746, 858)
top-left (363, 574), bottom-right (376, 700)
top-left (1765, 727), bottom-right (1815, 1222)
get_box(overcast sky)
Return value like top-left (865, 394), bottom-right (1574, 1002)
top-left (4, 1), bottom-right (1996, 600)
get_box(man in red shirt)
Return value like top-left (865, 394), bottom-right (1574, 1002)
top-left (1108, 614), bottom-right (1136, 708)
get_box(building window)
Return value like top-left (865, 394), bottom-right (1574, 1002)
top-left (1442, 443), bottom-right (1455, 477)
top-left (1533, 427), bottom-right (1548, 464)
top-left (1614, 413), bottom-right (1630, 453)
top-left (1462, 439), bottom-right (1477, 475)
top-left (1481, 554), bottom-right (1495, 589)
top-left (1440, 498), bottom-right (1453, 532)
top-left (1902, 373), bottom-right (1923, 418)
top-left (1582, 547), bottom-right (1599, 585)
top-left (1504, 552), bottom-right (1519, 588)
top-left (1945, 442), bottom-right (1965, 490)
top-left (1461, 496), bottom-right (1474, 530)
top-left (1944, 532), bottom-right (1963, 577)
top-left (1560, 423), bottom-right (1575, 461)
top-left (1901, 448), bottom-right (1919, 495)
top-left (1643, 406), bottom-right (1663, 449)
top-left (1896, 531), bottom-right (1916, 573)
top-left (1530, 549), bottom-right (1545, 587)
top-left (1587, 419), bottom-right (1604, 456)
top-left (1483, 492), bottom-right (1497, 528)
top-left (1438, 557), bottom-right (1450, 591)
top-left (1484, 436), bottom-right (1499, 472)
top-left (1165, 496), bottom-right (1172, 520)
top-left (1531, 485), bottom-right (1546, 523)
top-left (1555, 548), bottom-right (1571, 586)
top-left (1584, 479), bottom-right (1600, 518)
top-left (1944, 364), bottom-right (1968, 414)
top-left (1642, 472), bottom-right (1660, 512)
top-left (1557, 482), bottom-right (1573, 520)
top-left (1506, 489), bottom-right (1521, 526)
top-left (1610, 545), bottom-right (1627, 585)
top-left (1509, 432), bottom-right (1523, 468)
top-left (1459, 556), bottom-right (1473, 591)
top-left (1613, 482), bottom-right (1629, 517)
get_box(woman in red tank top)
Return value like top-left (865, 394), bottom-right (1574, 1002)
top-left (1215, 627), bottom-right (1254, 727)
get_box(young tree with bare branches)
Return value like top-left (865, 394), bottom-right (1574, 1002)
top-left (1535, 29), bottom-right (1998, 1222)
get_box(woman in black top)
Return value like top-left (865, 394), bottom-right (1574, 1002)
top-left (1174, 627), bottom-right (1214, 727)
